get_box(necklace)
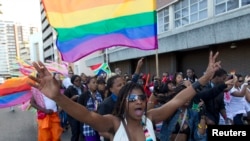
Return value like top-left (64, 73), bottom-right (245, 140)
top-left (141, 118), bottom-right (153, 141)
top-left (144, 127), bottom-right (153, 141)
top-left (124, 117), bottom-right (154, 141)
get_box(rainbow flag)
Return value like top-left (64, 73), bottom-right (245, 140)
top-left (42, 0), bottom-right (158, 63)
top-left (0, 77), bottom-right (32, 108)
top-left (0, 91), bottom-right (32, 108)
top-left (90, 63), bottom-right (111, 76)
top-left (16, 58), bottom-right (69, 77)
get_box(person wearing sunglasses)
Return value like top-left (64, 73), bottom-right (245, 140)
top-left (227, 74), bottom-right (250, 125)
top-left (28, 51), bottom-right (220, 141)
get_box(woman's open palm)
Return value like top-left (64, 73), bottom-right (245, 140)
top-left (29, 61), bottom-right (61, 99)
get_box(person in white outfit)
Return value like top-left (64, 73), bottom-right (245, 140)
top-left (227, 74), bottom-right (250, 124)
top-left (28, 51), bottom-right (221, 141)
top-left (62, 71), bottom-right (74, 89)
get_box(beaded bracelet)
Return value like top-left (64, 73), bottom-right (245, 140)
top-left (198, 123), bottom-right (207, 129)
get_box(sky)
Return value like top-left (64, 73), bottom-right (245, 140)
top-left (1, 0), bottom-right (41, 28)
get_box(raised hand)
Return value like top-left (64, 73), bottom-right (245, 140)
top-left (28, 61), bottom-right (61, 100)
top-left (225, 75), bottom-right (237, 85)
top-left (134, 58), bottom-right (144, 75)
top-left (202, 51), bottom-right (221, 83)
top-left (137, 58), bottom-right (144, 68)
top-left (244, 75), bottom-right (250, 83)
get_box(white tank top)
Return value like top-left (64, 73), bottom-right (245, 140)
top-left (113, 116), bottom-right (156, 141)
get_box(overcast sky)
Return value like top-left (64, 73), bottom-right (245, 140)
top-left (1, 0), bottom-right (41, 28)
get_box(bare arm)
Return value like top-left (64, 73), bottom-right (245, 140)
top-left (231, 85), bottom-right (248, 97)
top-left (147, 51), bottom-right (221, 123)
top-left (28, 61), bottom-right (115, 133)
top-left (245, 87), bottom-right (250, 102)
top-left (231, 76), bottom-right (250, 97)
top-left (147, 94), bottom-right (158, 111)
top-left (147, 81), bottom-right (197, 123)
top-left (131, 58), bottom-right (144, 83)
top-left (134, 58), bottom-right (144, 75)
top-left (54, 93), bottom-right (115, 132)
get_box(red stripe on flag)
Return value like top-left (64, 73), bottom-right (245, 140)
top-left (90, 63), bottom-right (102, 70)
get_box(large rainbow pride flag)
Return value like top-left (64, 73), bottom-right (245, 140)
top-left (42, 0), bottom-right (158, 62)
top-left (0, 77), bottom-right (32, 108)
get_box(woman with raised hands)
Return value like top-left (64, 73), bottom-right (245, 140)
top-left (28, 51), bottom-right (220, 141)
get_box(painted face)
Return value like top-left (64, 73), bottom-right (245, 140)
top-left (110, 77), bottom-right (125, 95)
top-left (88, 78), bottom-right (98, 91)
top-left (125, 88), bottom-right (146, 120)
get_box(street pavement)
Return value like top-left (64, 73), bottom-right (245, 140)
top-left (0, 106), bottom-right (71, 141)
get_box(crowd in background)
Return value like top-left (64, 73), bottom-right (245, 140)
top-left (30, 57), bottom-right (250, 141)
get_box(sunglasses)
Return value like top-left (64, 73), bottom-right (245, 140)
top-left (238, 80), bottom-right (243, 83)
top-left (127, 94), bottom-right (147, 102)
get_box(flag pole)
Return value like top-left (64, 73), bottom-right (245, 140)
top-left (105, 48), bottom-right (112, 80)
top-left (105, 48), bottom-right (108, 64)
top-left (155, 49), bottom-right (159, 77)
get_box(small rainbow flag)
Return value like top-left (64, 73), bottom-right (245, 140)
top-left (0, 77), bottom-right (32, 108)
top-left (42, 0), bottom-right (158, 62)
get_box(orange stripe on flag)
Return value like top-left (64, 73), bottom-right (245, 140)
top-left (42, 0), bottom-right (134, 13)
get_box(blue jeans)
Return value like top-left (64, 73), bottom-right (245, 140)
top-left (59, 110), bottom-right (68, 128)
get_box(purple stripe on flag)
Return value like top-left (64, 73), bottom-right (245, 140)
top-left (0, 91), bottom-right (32, 108)
top-left (59, 35), bottom-right (157, 62)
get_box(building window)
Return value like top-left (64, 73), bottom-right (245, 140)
top-left (174, 0), bottom-right (208, 28)
top-left (190, 0), bottom-right (208, 23)
top-left (242, 0), bottom-right (250, 6)
top-left (157, 7), bottom-right (169, 34)
top-left (215, 0), bottom-right (250, 15)
top-left (215, 0), bottom-right (240, 15)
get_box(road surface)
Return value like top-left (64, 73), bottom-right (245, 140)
top-left (0, 106), bottom-right (71, 141)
